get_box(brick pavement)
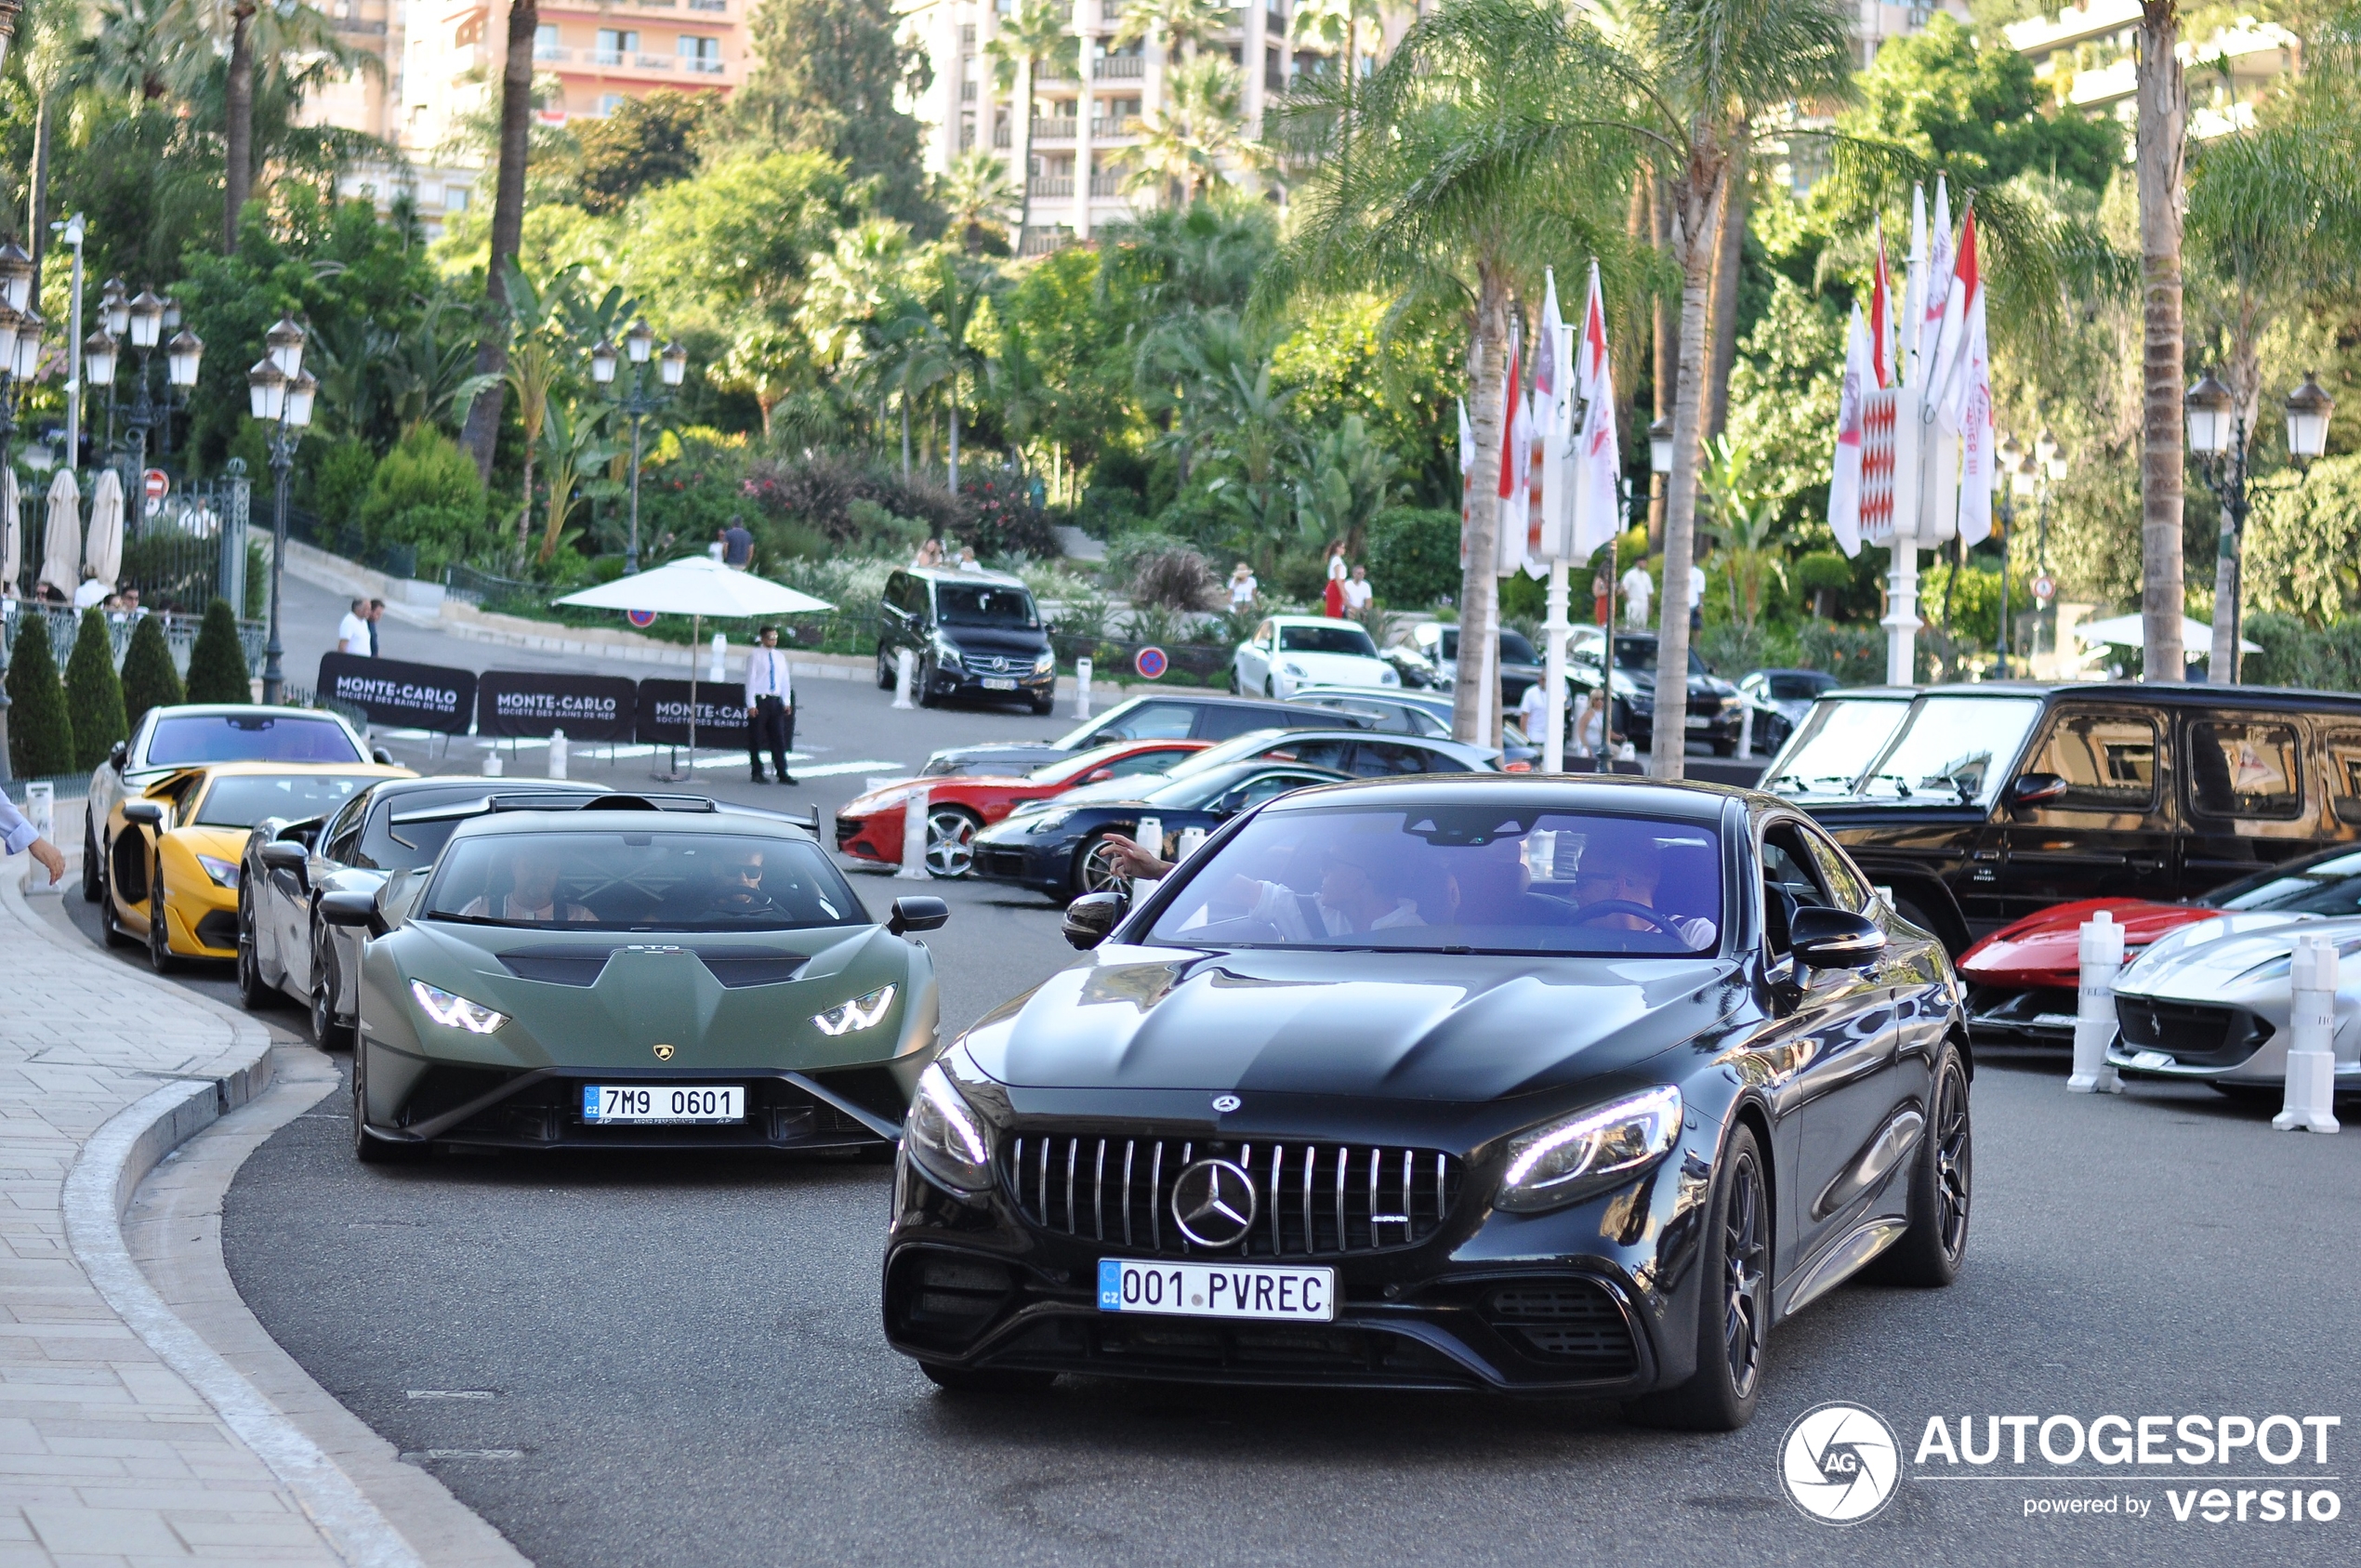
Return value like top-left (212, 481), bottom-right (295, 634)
top-left (0, 851), bottom-right (354, 1565)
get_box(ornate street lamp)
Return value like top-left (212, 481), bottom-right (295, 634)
top-left (0, 0), bottom-right (22, 72)
top-left (2285, 373), bottom-right (2334, 463)
top-left (248, 320), bottom-right (312, 705)
top-left (0, 242), bottom-right (31, 312)
top-left (1994, 433), bottom-right (2026, 677)
top-left (0, 301), bottom-right (37, 480)
top-left (166, 329), bottom-right (204, 392)
top-left (2185, 371), bottom-right (2250, 682)
top-left (595, 327), bottom-right (687, 575)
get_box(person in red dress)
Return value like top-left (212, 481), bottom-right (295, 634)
top-left (1322, 541), bottom-right (1348, 618)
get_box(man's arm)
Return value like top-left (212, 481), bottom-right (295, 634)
top-left (0, 794), bottom-right (65, 885)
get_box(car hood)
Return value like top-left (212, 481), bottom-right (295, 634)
top-left (1273, 652), bottom-right (1392, 686)
top-left (924, 742), bottom-right (1068, 777)
top-left (1959, 898), bottom-right (2211, 988)
top-left (2113, 911), bottom-right (2351, 999)
top-left (958, 945), bottom-right (1736, 1102)
top-left (165, 824), bottom-right (257, 862)
top-left (1014, 773), bottom-right (1176, 813)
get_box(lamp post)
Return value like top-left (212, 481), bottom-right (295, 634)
top-left (2284, 371), bottom-right (2335, 465)
top-left (0, 300), bottom-right (44, 490)
top-left (1993, 433), bottom-right (2025, 678)
top-left (248, 316), bottom-right (314, 705)
top-left (590, 321), bottom-right (687, 575)
top-left (2184, 370), bottom-right (2247, 682)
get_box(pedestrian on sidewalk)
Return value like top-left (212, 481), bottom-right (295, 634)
top-left (1228, 561), bottom-right (1258, 611)
top-left (336, 598), bottom-right (371, 654)
top-left (1618, 560), bottom-right (1654, 630)
top-left (1323, 542), bottom-right (1348, 619)
top-left (367, 598), bottom-right (386, 655)
top-left (1517, 674), bottom-right (1551, 748)
top-left (0, 791), bottom-right (65, 884)
top-left (722, 515), bottom-right (755, 570)
top-left (1340, 564), bottom-right (1374, 621)
top-left (745, 625), bottom-right (796, 784)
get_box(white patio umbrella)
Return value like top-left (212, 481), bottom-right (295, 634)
top-left (36, 469), bottom-right (80, 600)
top-left (554, 556), bottom-right (834, 775)
top-left (2076, 613), bottom-right (2260, 657)
top-left (86, 468), bottom-right (125, 591)
top-left (1, 468), bottom-right (19, 596)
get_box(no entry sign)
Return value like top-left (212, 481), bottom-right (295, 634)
top-left (1133, 646), bottom-right (1168, 680)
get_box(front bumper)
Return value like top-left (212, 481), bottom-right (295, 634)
top-left (2105, 992), bottom-right (2361, 1088)
top-left (168, 884), bottom-right (241, 958)
top-left (881, 1143), bottom-right (1696, 1395)
top-left (1965, 983), bottom-right (2081, 1048)
top-left (836, 810), bottom-right (904, 865)
top-left (929, 663), bottom-right (1055, 703)
top-left (1625, 705), bottom-right (1744, 748)
top-left (970, 837), bottom-right (1069, 897)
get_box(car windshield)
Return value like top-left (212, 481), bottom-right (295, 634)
top-left (935, 585), bottom-right (1038, 627)
top-left (1436, 628), bottom-right (1542, 665)
top-left (1608, 639), bottom-right (1708, 677)
top-left (1145, 805), bottom-right (1722, 956)
top-left (1762, 697), bottom-right (1912, 797)
top-left (423, 832), bottom-right (865, 931)
top-left (1769, 673), bottom-right (1834, 701)
top-left (1052, 698), bottom-right (1192, 747)
top-left (149, 714), bottom-right (361, 766)
top-left (191, 773), bottom-right (380, 827)
top-left (2207, 849), bottom-right (2361, 916)
top-left (1279, 625), bottom-right (1378, 657)
top-left (1132, 765), bottom-right (1311, 811)
top-left (1853, 697), bottom-right (2043, 805)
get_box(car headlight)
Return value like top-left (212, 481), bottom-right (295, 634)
top-left (409, 981), bottom-right (508, 1034)
top-left (1033, 652), bottom-right (1055, 673)
top-left (1495, 1086), bottom-right (1682, 1213)
top-left (1024, 810), bottom-right (1075, 835)
top-left (195, 853), bottom-right (241, 889)
top-left (905, 1061), bottom-right (994, 1191)
top-left (931, 635), bottom-right (964, 668)
top-left (812, 983), bottom-right (897, 1036)
top-left (1281, 661), bottom-right (1305, 678)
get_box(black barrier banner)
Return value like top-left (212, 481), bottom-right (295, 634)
top-left (636, 680), bottom-right (751, 748)
top-left (317, 652), bottom-right (477, 734)
top-left (476, 671), bottom-right (639, 742)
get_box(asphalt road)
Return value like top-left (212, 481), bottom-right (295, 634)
top-left (60, 584), bottom-right (2361, 1566)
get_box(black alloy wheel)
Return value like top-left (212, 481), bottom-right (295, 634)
top-left (1872, 1047), bottom-right (1972, 1286)
top-left (1030, 691), bottom-right (1057, 717)
top-left (1626, 1125), bottom-right (1768, 1432)
top-left (82, 817), bottom-right (102, 902)
top-left (147, 858), bottom-right (178, 974)
top-left (236, 887), bottom-right (277, 1010)
top-left (310, 925), bottom-right (351, 1049)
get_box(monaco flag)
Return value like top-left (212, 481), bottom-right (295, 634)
top-left (1946, 215), bottom-right (1995, 546)
top-left (1496, 342), bottom-right (1528, 576)
top-left (1572, 260), bottom-right (1621, 559)
top-left (1828, 303), bottom-right (1872, 557)
top-left (1533, 270), bottom-right (1571, 567)
top-left (1868, 217), bottom-right (1893, 389)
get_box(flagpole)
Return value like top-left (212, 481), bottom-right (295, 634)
top-left (1543, 559), bottom-right (1567, 772)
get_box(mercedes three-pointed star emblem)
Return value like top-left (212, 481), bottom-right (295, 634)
top-left (1170, 1158), bottom-right (1258, 1248)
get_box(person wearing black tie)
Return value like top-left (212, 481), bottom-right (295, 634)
top-left (745, 625), bottom-right (795, 784)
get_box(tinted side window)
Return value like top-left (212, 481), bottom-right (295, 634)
top-left (323, 798), bottom-right (370, 866)
top-left (1100, 703), bottom-right (1196, 741)
top-left (1760, 823), bottom-right (1834, 958)
top-left (883, 573), bottom-right (913, 616)
top-left (1354, 741), bottom-right (1460, 776)
top-left (2025, 711), bottom-right (2159, 810)
top-left (2323, 731), bottom-right (2361, 824)
top-left (1106, 748), bottom-right (1186, 777)
top-left (1800, 827), bottom-right (1873, 915)
top-left (2186, 719), bottom-right (2304, 820)
top-left (1195, 705), bottom-right (1296, 741)
top-left (1260, 738), bottom-right (1354, 771)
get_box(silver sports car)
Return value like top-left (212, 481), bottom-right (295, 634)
top-left (2107, 911), bottom-right (2361, 1098)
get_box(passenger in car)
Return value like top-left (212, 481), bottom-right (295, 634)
top-left (458, 843), bottom-right (596, 924)
top-left (1573, 834), bottom-right (1718, 949)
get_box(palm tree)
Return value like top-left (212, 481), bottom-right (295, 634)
top-left (2131, 0), bottom-right (2187, 679)
top-left (1290, 0), bottom-right (1387, 104)
top-left (500, 262), bottom-right (586, 568)
top-left (461, 0), bottom-right (543, 481)
top-left (986, 0), bottom-right (1081, 244)
top-left (1118, 56), bottom-right (1258, 205)
top-left (1270, 0), bottom-right (1631, 744)
top-left (1112, 0), bottom-right (1229, 58)
top-left (936, 149), bottom-right (1022, 253)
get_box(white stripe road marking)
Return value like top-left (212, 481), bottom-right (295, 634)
top-left (406, 1390), bottom-right (496, 1401)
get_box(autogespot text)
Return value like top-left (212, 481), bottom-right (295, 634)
top-left (1910, 1413), bottom-right (2342, 1527)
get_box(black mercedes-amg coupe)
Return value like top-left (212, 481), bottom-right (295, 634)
top-left (882, 775), bottom-right (1971, 1430)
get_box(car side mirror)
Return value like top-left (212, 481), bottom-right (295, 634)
top-left (317, 889), bottom-right (389, 937)
top-left (258, 841), bottom-right (309, 876)
top-left (122, 799), bottom-right (165, 826)
top-left (1062, 889), bottom-right (1128, 950)
top-left (2008, 772), bottom-right (2070, 810)
top-left (887, 895), bottom-right (949, 936)
top-left (1789, 907), bottom-right (1886, 969)
top-left (110, 741), bottom-right (128, 772)
top-left (372, 747), bottom-right (395, 766)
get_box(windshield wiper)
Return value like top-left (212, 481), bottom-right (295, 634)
top-left (1866, 772), bottom-right (1914, 798)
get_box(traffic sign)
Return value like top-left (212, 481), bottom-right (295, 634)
top-left (627, 609), bottom-right (659, 628)
top-left (143, 468), bottom-right (168, 503)
top-left (2032, 573), bottom-right (2055, 604)
top-left (1133, 646), bottom-right (1168, 680)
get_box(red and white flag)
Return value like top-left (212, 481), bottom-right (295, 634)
top-left (1868, 217), bottom-right (1893, 389)
top-left (1572, 259), bottom-right (1621, 558)
top-left (1534, 270), bottom-right (1570, 565)
top-left (1828, 302), bottom-right (1872, 557)
top-left (1457, 397), bottom-right (1473, 571)
top-left (1495, 342), bottom-right (1527, 576)
top-left (1948, 217), bottom-right (1995, 546)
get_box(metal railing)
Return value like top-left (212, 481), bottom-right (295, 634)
top-left (1030, 176), bottom-right (1075, 197)
top-left (1033, 117), bottom-right (1078, 142)
top-left (682, 55), bottom-right (724, 72)
top-left (0, 600), bottom-right (269, 684)
top-left (1089, 115), bottom-right (1141, 138)
top-left (1088, 170), bottom-right (1126, 196)
top-left (1094, 55), bottom-right (1145, 78)
top-left (1021, 226), bottom-right (1076, 257)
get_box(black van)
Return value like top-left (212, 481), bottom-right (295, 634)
top-left (877, 567), bottom-right (1057, 713)
top-left (1762, 680), bottom-right (2361, 954)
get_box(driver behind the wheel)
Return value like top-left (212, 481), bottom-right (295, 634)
top-left (459, 841), bottom-right (595, 923)
top-left (707, 844), bottom-right (780, 915)
top-left (1572, 832), bottom-right (1717, 949)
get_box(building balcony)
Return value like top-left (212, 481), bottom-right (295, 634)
top-left (1030, 176), bottom-right (1075, 197)
top-left (1088, 170), bottom-right (1125, 196)
top-left (688, 0), bottom-right (727, 8)
top-left (1021, 226), bottom-right (1076, 257)
top-left (1101, 0), bottom-right (1127, 20)
top-left (1093, 55), bottom-right (1145, 79)
top-left (1088, 115), bottom-right (1140, 138)
top-left (683, 55), bottom-right (725, 73)
top-left (1033, 117), bottom-right (1078, 142)
top-left (993, 124), bottom-right (1012, 148)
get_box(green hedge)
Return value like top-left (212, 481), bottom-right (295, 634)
top-left (185, 600), bottom-right (251, 704)
top-left (64, 610), bottom-right (128, 771)
top-left (2243, 612), bottom-right (2361, 692)
top-left (7, 613), bottom-right (74, 778)
top-left (121, 614), bottom-right (185, 731)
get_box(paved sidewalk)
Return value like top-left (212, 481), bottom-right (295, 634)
top-left (0, 855), bottom-right (371, 1565)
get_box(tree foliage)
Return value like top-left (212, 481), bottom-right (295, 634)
top-left (7, 614), bottom-right (74, 779)
top-left (63, 611), bottom-right (129, 772)
top-left (734, 0), bottom-right (933, 223)
top-left (183, 600), bottom-right (251, 705)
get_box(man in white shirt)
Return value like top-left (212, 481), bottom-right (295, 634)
top-left (745, 625), bottom-right (796, 784)
top-left (1339, 564), bottom-right (1374, 619)
top-left (72, 573), bottom-right (109, 610)
top-left (1618, 562), bottom-right (1653, 629)
top-left (1689, 561), bottom-right (1706, 635)
top-left (336, 599), bottom-right (372, 654)
top-left (1517, 676), bottom-right (1552, 753)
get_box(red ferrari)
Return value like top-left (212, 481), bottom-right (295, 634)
top-left (833, 737), bottom-right (1209, 876)
top-left (1959, 842), bottom-right (2361, 1047)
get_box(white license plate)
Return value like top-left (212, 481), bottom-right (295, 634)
top-left (2033, 1012), bottom-right (2080, 1029)
top-left (1686, 714), bottom-right (1712, 728)
top-left (982, 678), bottom-right (1019, 691)
top-left (1098, 1258), bottom-right (1337, 1322)
top-left (582, 1085), bottom-right (745, 1124)
top-left (2129, 1049), bottom-right (2174, 1071)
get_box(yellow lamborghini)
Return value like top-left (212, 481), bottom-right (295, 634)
top-left (105, 760), bottom-right (413, 971)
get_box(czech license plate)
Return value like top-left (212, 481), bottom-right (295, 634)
top-left (2129, 1049), bottom-right (2174, 1071)
top-left (582, 1085), bottom-right (745, 1124)
top-left (1098, 1258), bottom-right (1337, 1322)
top-left (982, 677), bottom-right (1019, 691)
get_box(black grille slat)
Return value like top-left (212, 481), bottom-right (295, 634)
top-left (1004, 1135), bottom-right (1460, 1258)
top-left (2116, 997), bottom-right (2275, 1067)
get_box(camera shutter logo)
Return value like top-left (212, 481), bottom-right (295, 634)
top-left (1780, 1402), bottom-right (1901, 1525)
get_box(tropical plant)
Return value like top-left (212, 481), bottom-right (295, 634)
top-left (499, 262), bottom-right (587, 566)
top-left (936, 149), bottom-right (1022, 253)
top-left (119, 613), bottom-right (185, 732)
top-left (537, 398), bottom-right (620, 563)
top-left (184, 599), bottom-right (250, 705)
top-left (1292, 413), bottom-right (1399, 560)
top-left (1291, 0), bottom-right (1389, 102)
top-left (1112, 0), bottom-right (1230, 57)
top-left (1118, 56), bottom-right (1259, 205)
top-left (1695, 434), bottom-right (1786, 629)
top-left (986, 0), bottom-right (1082, 240)
top-left (63, 610), bottom-right (130, 772)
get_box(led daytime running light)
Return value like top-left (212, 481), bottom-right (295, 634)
top-left (409, 981), bottom-right (508, 1034)
top-left (812, 983), bottom-right (896, 1036)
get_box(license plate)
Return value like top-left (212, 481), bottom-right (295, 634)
top-left (582, 1085), bottom-right (745, 1124)
top-left (2129, 1049), bottom-right (2174, 1071)
top-left (1686, 714), bottom-right (1712, 728)
top-left (982, 678), bottom-right (1019, 691)
top-left (2033, 1012), bottom-right (2080, 1030)
top-left (1098, 1258), bottom-right (1336, 1322)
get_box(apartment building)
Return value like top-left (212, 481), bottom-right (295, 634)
top-left (1856, 0), bottom-right (1973, 68)
top-left (2004, 2), bottom-right (2300, 138)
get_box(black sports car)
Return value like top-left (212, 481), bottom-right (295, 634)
top-left (884, 775), bottom-right (1969, 1430)
top-left (969, 760), bottom-right (1351, 901)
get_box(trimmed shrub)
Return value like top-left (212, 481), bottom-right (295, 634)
top-left (360, 427), bottom-right (490, 574)
top-left (184, 599), bottom-right (251, 704)
top-left (121, 613), bottom-right (185, 732)
top-left (308, 436), bottom-right (380, 534)
top-left (63, 610), bottom-right (128, 771)
top-left (1365, 507), bottom-right (1461, 609)
top-left (2243, 612), bottom-right (2361, 692)
top-left (7, 613), bottom-right (75, 778)
top-left (1797, 622), bottom-right (1887, 685)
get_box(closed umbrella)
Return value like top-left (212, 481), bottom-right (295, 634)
top-left (36, 469), bottom-right (79, 600)
top-left (555, 557), bottom-right (834, 776)
top-left (1, 468), bottom-right (18, 596)
top-left (86, 468), bottom-right (125, 591)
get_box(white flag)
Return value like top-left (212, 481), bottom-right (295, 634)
top-left (1458, 396), bottom-right (1474, 571)
top-left (1535, 270), bottom-right (1573, 562)
top-left (1952, 229), bottom-right (1994, 547)
top-left (1828, 303), bottom-right (1871, 558)
top-left (1572, 260), bottom-right (1621, 559)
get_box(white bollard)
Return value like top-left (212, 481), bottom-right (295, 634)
top-left (1174, 826), bottom-right (1207, 864)
top-left (1738, 704), bottom-right (1755, 758)
top-left (892, 648), bottom-right (917, 710)
top-left (1136, 815), bottom-right (1164, 866)
top-left (1073, 657), bottom-right (1093, 720)
top-left (708, 631), bottom-right (727, 683)
top-left (2067, 910), bottom-right (2125, 1094)
top-left (547, 727), bottom-right (568, 780)
top-left (482, 747), bottom-right (505, 779)
top-left (22, 783), bottom-right (57, 895)
top-left (2273, 937), bottom-right (2341, 1133)
top-left (895, 784), bottom-right (932, 879)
